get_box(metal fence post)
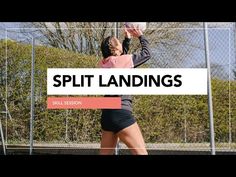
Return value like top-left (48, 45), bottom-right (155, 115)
top-left (29, 37), bottom-right (35, 155)
top-left (203, 22), bottom-right (216, 155)
top-left (229, 22), bottom-right (236, 146)
top-left (0, 118), bottom-right (6, 155)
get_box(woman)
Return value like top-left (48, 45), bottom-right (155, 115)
top-left (99, 26), bottom-right (151, 155)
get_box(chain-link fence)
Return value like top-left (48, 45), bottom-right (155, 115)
top-left (0, 22), bottom-right (236, 154)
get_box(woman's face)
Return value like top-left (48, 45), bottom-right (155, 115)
top-left (110, 37), bottom-right (123, 56)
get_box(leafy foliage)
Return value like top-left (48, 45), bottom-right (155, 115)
top-left (0, 40), bottom-right (235, 143)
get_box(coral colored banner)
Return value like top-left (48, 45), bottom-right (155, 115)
top-left (47, 97), bottom-right (121, 109)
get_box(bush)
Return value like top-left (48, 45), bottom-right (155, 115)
top-left (0, 40), bottom-right (235, 143)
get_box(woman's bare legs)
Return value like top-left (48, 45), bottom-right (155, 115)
top-left (117, 122), bottom-right (148, 155)
top-left (100, 130), bottom-right (118, 155)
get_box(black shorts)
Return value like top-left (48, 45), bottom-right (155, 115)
top-left (101, 109), bottom-right (136, 134)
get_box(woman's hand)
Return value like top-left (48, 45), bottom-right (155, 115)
top-left (126, 25), bottom-right (143, 38)
top-left (124, 26), bottom-right (132, 39)
top-left (130, 27), bottom-right (143, 38)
